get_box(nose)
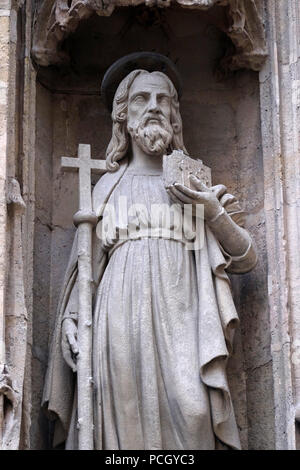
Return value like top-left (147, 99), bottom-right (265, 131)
top-left (147, 94), bottom-right (159, 113)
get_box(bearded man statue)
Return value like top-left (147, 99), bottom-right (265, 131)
top-left (42, 63), bottom-right (257, 450)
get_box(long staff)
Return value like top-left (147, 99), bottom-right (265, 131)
top-left (61, 144), bottom-right (106, 449)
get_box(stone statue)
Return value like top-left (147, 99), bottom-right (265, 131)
top-left (42, 56), bottom-right (257, 450)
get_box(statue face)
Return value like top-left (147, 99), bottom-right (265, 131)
top-left (127, 72), bottom-right (174, 156)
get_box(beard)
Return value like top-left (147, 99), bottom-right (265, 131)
top-left (127, 114), bottom-right (173, 156)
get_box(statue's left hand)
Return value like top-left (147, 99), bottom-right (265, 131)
top-left (167, 175), bottom-right (226, 221)
top-left (62, 318), bottom-right (79, 372)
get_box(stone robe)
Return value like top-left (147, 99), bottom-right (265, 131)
top-left (42, 158), bottom-right (257, 449)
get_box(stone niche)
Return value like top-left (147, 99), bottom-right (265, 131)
top-left (32, 3), bottom-right (273, 449)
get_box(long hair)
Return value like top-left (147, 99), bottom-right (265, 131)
top-left (106, 70), bottom-right (188, 172)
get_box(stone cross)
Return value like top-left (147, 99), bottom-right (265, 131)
top-left (61, 143), bottom-right (106, 449)
top-left (61, 144), bottom-right (106, 212)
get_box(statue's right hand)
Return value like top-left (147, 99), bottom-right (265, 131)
top-left (62, 318), bottom-right (79, 372)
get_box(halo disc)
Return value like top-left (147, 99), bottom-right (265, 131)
top-left (101, 52), bottom-right (182, 111)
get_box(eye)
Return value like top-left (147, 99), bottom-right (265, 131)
top-left (133, 95), bottom-right (146, 104)
top-left (158, 96), bottom-right (170, 106)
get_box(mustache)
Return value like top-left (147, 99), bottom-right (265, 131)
top-left (141, 113), bottom-right (165, 126)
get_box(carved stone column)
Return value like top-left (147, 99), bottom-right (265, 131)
top-left (259, 0), bottom-right (300, 450)
top-left (0, 0), bottom-right (36, 450)
top-left (0, 0), bottom-right (19, 449)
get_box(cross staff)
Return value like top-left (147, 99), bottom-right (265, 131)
top-left (61, 144), bottom-right (106, 449)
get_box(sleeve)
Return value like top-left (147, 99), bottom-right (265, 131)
top-left (219, 192), bottom-right (258, 274)
top-left (61, 226), bottom-right (108, 325)
top-left (62, 279), bottom-right (79, 323)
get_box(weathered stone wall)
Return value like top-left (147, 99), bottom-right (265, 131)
top-left (30, 82), bottom-right (53, 450)
top-left (31, 6), bottom-right (273, 449)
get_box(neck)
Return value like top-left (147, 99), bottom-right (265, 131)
top-left (129, 139), bottom-right (163, 172)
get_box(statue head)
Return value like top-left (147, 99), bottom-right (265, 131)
top-left (106, 70), bottom-right (187, 171)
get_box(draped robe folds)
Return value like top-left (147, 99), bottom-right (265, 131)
top-left (42, 158), bottom-right (257, 450)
